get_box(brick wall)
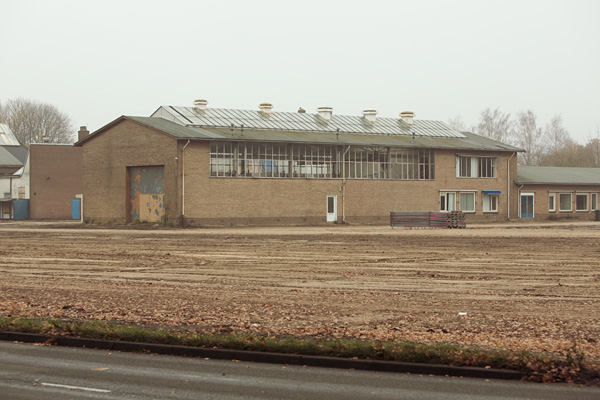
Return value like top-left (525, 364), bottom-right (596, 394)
top-left (181, 141), bottom-right (519, 226)
top-left (81, 119), bottom-right (178, 224)
top-left (30, 144), bottom-right (82, 220)
top-left (81, 120), bottom-right (521, 226)
top-left (519, 184), bottom-right (600, 220)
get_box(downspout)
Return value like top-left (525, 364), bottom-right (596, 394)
top-left (507, 152), bottom-right (516, 220)
top-left (9, 176), bottom-right (13, 220)
top-left (517, 184), bottom-right (524, 218)
top-left (341, 146), bottom-right (350, 223)
top-left (181, 140), bottom-right (190, 224)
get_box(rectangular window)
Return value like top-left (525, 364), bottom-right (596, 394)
top-left (440, 192), bottom-right (456, 211)
top-left (456, 155), bottom-right (497, 178)
top-left (459, 192), bottom-right (475, 212)
top-left (483, 194), bottom-right (498, 212)
top-left (548, 193), bottom-right (556, 212)
top-left (591, 193), bottom-right (598, 211)
top-left (576, 194), bottom-right (588, 211)
top-left (210, 142), bottom-right (435, 180)
top-left (559, 193), bottom-right (572, 212)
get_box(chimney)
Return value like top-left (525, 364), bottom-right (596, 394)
top-left (400, 111), bottom-right (415, 125)
top-left (78, 126), bottom-right (90, 141)
top-left (362, 109), bottom-right (377, 123)
top-left (194, 99), bottom-right (208, 110)
top-left (317, 106), bottom-right (333, 121)
top-left (259, 102), bottom-right (273, 114)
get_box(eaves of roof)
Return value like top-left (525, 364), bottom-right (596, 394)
top-left (76, 116), bottom-right (523, 153)
top-left (74, 116), bottom-right (202, 146)
top-left (0, 146), bottom-right (24, 167)
top-left (515, 166), bottom-right (600, 186)
top-left (3, 145), bottom-right (29, 164)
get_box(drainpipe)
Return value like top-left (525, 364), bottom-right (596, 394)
top-left (517, 184), bottom-right (524, 218)
top-left (182, 140), bottom-right (190, 223)
top-left (507, 152), bottom-right (516, 220)
top-left (341, 146), bottom-right (350, 223)
top-left (9, 176), bottom-right (13, 220)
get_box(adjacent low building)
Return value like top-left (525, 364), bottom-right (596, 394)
top-left (29, 142), bottom-right (82, 220)
top-left (515, 166), bottom-right (600, 220)
top-left (76, 101), bottom-right (524, 226)
top-left (0, 124), bottom-right (29, 220)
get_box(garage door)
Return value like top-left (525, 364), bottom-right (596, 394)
top-left (128, 166), bottom-right (165, 223)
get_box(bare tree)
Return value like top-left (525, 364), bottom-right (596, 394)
top-left (585, 125), bottom-right (600, 168)
top-left (543, 114), bottom-right (571, 154)
top-left (475, 108), bottom-right (513, 143)
top-left (514, 110), bottom-right (544, 166)
top-left (447, 114), bottom-right (467, 132)
top-left (538, 139), bottom-right (593, 167)
top-left (0, 98), bottom-right (74, 146)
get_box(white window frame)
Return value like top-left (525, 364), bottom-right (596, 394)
top-left (548, 193), bottom-right (556, 212)
top-left (440, 192), bottom-right (457, 212)
top-left (559, 193), bottom-right (572, 212)
top-left (483, 193), bottom-right (498, 213)
top-left (459, 192), bottom-right (476, 213)
top-left (456, 155), bottom-right (497, 178)
top-left (576, 193), bottom-right (588, 212)
top-left (591, 193), bottom-right (598, 211)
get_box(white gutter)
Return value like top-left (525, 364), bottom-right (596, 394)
top-left (341, 146), bottom-right (350, 223)
top-left (76, 194), bottom-right (83, 223)
top-left (507, 152), bottom-right (516, 220)
top-left (182, 140), bottom-right (191, 219)
top-left (517, 184), bottom-right (524, 218)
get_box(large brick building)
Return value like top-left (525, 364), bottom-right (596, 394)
top-left (76, 102), bottom-right (524, 226)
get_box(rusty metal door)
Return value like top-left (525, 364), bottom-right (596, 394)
top-left (128, 166), bottom-right (165, 223)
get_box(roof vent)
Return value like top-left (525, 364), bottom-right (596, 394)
top-left (318, 106), bottom-right (333, 121)
top-left (194, 99), bottom-right (208, 110)
top-left (362, 109), bottom-right (377, 123)
top-left (259, 102), bottom-right (273, 114)
top-left (400, 111), bottom-right (415, 125)
top-left (298, 107), bottom-right (306, 114)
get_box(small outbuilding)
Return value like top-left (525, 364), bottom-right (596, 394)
top-left (515, 166), bottom-right (600, 220)
top-left (0, 124), bottom-right (29, 220)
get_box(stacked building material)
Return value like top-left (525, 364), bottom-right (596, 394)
top-left (390, 211), bottom-right (450, 228)
top-left (447, 211), bottom-right (466, 228)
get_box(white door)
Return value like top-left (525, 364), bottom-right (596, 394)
top-left (326, 195), bottom-right (337, 222)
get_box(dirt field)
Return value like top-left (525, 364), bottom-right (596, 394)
top-left (0, 221), bottom-right (599, 362)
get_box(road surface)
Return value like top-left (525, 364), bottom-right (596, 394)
top-left (1, 341), bottom-right (598, 399)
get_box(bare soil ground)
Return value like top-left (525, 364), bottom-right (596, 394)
top-left (1, 221), bottom-right (599, 362)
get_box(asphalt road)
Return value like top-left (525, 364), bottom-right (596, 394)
top-left (1, 342), bottom-right (599, 400)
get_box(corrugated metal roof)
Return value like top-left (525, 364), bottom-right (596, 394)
top-left (0, 124), bottom-right (21, 146)
top-left (124, 116), bottom-right (522, 152)
top-left (160, 106), bottom-right (466, 138)
top-left (516, 166), bottom-right (600, 186)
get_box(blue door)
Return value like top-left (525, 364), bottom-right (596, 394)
top-left (13, 200), bottom-right (29, 220)
top-left (520, 194), bottom-right (534, 219)
top-left (72, 199), bottom-right (81, 220)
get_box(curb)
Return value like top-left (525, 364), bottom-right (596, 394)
top-left (0, 331), bottom-right (528, 381)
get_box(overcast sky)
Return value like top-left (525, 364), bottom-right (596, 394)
top-left (2, 0), bottom-right (598, 143)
